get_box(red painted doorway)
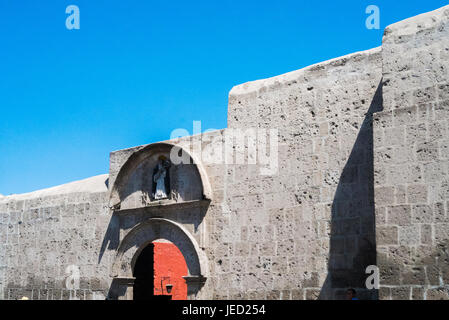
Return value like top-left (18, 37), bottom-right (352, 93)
top-left (133, 240), bottom-right (188, 300)
top-left (153, 240), bottom-right (188, 300)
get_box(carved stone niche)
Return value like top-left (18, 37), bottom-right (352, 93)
top-left (109, 143), bottom-right (212, 212)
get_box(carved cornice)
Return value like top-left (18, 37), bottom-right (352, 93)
top-left (113, 199), bottom-right (211, 216)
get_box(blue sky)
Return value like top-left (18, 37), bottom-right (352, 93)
top-left (0, 0), bottom-right (447, 195)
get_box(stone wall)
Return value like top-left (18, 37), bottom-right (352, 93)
top-left (225, 47), bottom-right (382, 300)
top-left (1, 5), bottom-right (448, 300)
top-left (0, 49), bottom-right (385, 300)
top-left (374, 5), bottom-right (449, 300)
top-left (0, 175), bottom-right (112, 300)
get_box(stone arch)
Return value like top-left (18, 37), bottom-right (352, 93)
top-left (109, 142), bottom-right (212, 209)
top-left (111, 217), bottom-right (208, 280)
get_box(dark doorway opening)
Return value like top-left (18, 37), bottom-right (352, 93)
top-left (133, 243), bottom-right (172, 300)
top-left (133, 243), bottom-right (155, 300)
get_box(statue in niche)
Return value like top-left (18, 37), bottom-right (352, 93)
top-left (152, 156), bottom-right (171, 200)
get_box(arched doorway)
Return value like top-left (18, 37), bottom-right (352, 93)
top-left (132, 240), bottom-right (188, 300)
top-left (112, 218), bottom-right (208, 300)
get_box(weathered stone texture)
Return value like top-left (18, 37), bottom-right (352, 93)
top-left (226, 46), bottom-right (382, 300)
top-left (0, 176), bottom-right (112, 300)
top-left (374, 5), bottom-right (449, 299)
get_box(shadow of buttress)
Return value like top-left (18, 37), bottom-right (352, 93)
top-left (319, 81), bottom-right (383, 300)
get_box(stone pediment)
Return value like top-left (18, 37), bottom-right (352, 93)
top-left (109, 142), bottom-right (212, 211)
